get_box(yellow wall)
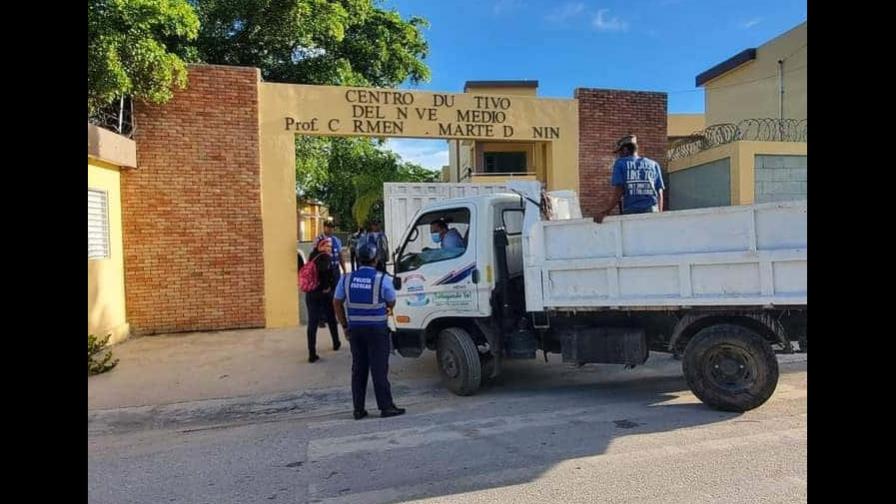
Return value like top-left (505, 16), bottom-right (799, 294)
top-left (464, 85), bottom-right (537, 97)
top-left (88, 159), bottom-right (129, 344)
top-left (259, 82), bottom-right (578, 327)
top-left (704, 22), bottom-right (807, 125)
top-left (668, 141), bottom-right (807, 205)
top-left (472, 174), bottom-right (538, 184)
top-left (297, 201), bottom-right (328, 242)
top-left (667, 114), bottom-right (705, 137)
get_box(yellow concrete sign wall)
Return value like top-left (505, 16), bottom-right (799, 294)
top-left (272, 83), bottom-right (576, 145)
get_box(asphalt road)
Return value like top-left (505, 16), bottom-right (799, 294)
top-left (88, 354), bottom-right (807, 504)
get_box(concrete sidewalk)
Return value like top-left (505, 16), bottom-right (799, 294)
top-left (87, 326), bottom-right (441, 411)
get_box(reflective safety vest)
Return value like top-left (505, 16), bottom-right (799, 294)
top-left (345, 267), bottom-right (387, 329)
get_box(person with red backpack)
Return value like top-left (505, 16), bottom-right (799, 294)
top-left (300, 238), bottom-right (342, 362)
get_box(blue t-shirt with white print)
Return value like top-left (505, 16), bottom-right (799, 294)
top-left (611, 156), bottom-right (665, 213)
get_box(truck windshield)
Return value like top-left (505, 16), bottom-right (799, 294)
top-left (396, 208), bottom-right (471, 273)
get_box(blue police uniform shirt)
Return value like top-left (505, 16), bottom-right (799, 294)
top-left (334, 266), bottom-right (396, 303)
top-left (315, 234), bottom-right (343, 269)
top-left (440, 228), bottom-right (464, 249)
top-left (611, 156), bottom-right (665, 212)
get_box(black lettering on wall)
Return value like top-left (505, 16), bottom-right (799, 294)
top-left (437, 123), bottom-right (495, 138)
top-left (433, 94), bottom-right (455, 107)
top-left (415, 108), bottom-right (438, 121)
top-left (353, 120), bottom-right (405, 135)
top-left (532, 126), bottom-right (560, 139)
top-left (473, 96), bottom-right (511, 110)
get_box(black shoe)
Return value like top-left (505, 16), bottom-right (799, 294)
top-left (380, 407), bottom-right (406, 418)
top-left (333, 341), bottom-right (341, 351)
top-left (308, 354), bottom-right (320, 363)
top-left (353, 409), bottom-right (368, 420)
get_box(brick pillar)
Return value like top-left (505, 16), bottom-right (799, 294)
top-left (123, 65), bottom-right (265, 335)
top-left (575, 89), bottom-right (667, 218)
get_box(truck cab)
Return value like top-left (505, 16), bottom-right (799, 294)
top-left (392, 195), bottom-right (525, 322)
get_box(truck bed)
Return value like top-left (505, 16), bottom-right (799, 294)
top-left (522, 201), bottom-right (807, 311)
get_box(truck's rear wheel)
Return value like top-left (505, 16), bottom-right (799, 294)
top-left (683, 324), bottom-right (778, 412)
top-left (437, 327), bottom-right (481, 396)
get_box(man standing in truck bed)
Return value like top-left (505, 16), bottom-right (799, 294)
top-left (596, 134), bottom-right (665, 222)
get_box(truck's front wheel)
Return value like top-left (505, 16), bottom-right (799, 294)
top-left (683, 324), bottom-right (778, 412)
top-left (437, 327), bottom-right (482, 396)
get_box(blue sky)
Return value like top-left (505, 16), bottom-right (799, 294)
top-left (380, 0), bottom-right (807, 170)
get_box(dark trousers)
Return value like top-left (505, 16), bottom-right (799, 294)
top-left (349, 326), bottom-right (395, 412)
top-left (306, 291), bottom-right (339, 356)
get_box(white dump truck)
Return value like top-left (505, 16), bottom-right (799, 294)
top-left (385, 181), bottom-right (807, 412)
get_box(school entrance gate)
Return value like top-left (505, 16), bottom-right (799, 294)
top-left (123, 65), bottom-right (665, 335)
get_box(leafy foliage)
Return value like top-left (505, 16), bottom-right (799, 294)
top-left (296, 137), bottom-right (439, 229)
top-left (88, 0), bottom-right (200, 114)
top-left (88, 334), bottom-right (120, 375)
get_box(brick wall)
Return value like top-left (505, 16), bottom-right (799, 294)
top-left (122, 65), bottom-right (265, 335)
top-left (575, 89), bottom-right (668, 218)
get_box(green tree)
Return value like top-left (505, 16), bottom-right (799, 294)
top-left (296, 137), bottom-right (438, 229)
top-left (88, 0), bottom-right (200, 114)
top-left (192, 0), bottom-right (429, 87)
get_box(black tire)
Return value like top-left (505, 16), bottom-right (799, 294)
top-left (683, 324), bottom-right (779, 412)
top-left (437, 327), bottom-right (481, 396)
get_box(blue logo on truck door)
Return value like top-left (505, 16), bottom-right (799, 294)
top-left (404, 273), bottom-right (429, 306)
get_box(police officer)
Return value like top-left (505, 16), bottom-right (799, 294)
top-left (333, 243), bottom-right (406, 420)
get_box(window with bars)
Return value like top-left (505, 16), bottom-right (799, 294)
top-left (483, 151), bottom-right (527, 174)
top-left (88, 188), bottom-right (110, 259)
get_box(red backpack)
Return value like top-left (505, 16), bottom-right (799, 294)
top-left (299, 260), bottom-right (319, 293)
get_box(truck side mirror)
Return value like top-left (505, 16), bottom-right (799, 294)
top-left (471, 269), bottom-right (480, 284)
top-left (393, 276), bottom-right (402, 290)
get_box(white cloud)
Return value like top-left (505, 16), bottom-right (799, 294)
top-left (384, 139), bottom-right (448, 171)
top-left (742, 17), bottom-right (762, 29)
top-left (546, 2), bottom-right (586, 22)
top-left (593, 9), bottom-right (629, 32)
